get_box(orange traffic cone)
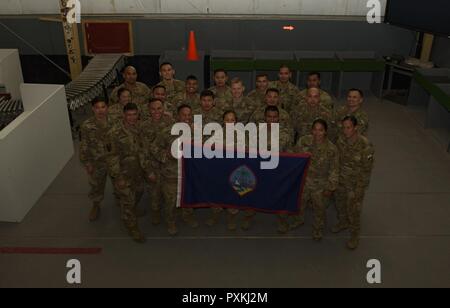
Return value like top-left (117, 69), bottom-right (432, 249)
top-left (187, 30), bottom-right (199, 61)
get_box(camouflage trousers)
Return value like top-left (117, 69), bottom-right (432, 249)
top-left (115, 177), bottom-right (144, 229)
top-left (210, 207), bottom-right (239, 216)
top-left (87, 162), bottom-right (114, 204)
top-left (148, 172), bottom-right (163, 212)
top-left (335, 185), bottom-right (365, 235)
top-left (295, 187), bottom-right (327, 233)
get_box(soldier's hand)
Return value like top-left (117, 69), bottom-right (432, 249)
top-left (323, 190), bottom-right (333, 198)
top-left (85, 164), bottom-right (94, 175)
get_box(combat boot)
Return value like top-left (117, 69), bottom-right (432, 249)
top-left (289, 215), bottom-right (304, 230)
top-left (89, 202), bottom-right (101, 222)
top-left (277, 218), bottom-right (289, 234)
top-left (205, 210), bottom-right (221, 227)
top-left (312, 229), bottom-right (323, 241)
top-left (183, 211), bottom-right (199, 228)
top-left (150, 209), bottom-right (161, 226)
top-left (226, 212), bottom-right (238, 231)
top-left (167, 222), bottom-right (178, 236)
top-left (241, 217), bottom-right (252, 231)
top-left (128, 227), bottom-right (146, 243)
top-left (346, 233), bottom-right (359, 250)
top-left (331, 221), bottom-right (348, 234)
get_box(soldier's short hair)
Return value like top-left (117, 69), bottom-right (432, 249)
top-left (266, 88), bottom-right (280, 96)
top-left (312, 118), bottom-right (328, 131)
top-left (117, 88), bottom-right (131, 99)
top-left (348, 88), bottom-right (364, 98)
top-left (159, 62), bottom-right (173, 70)
top-left (256, 73), bottom-right (268, 79)
top-left (200, 90), bottom-right (215, 99)
top-left (186, 75), bottom-right (198, 82)
top-left (308, 72), bottom-right (321, 79)
top-left (123, 102), bottom-right (139, 113)
top-left (91, 97), bottom-right (107, 107)
top-left (223, 110), bottom-right (237, 121)
top-left (342, 115), bottom-right (358, 126)
top-left (152, 85), bottom-right (166, 93)
top-left (230, 77), bottom-right (243, 86)
top-left (264, 105), bottom-right (279, 116)
top-left (149, 98), bottom-right (164, 106)
top-left (177, 104), bottom-right (192, 114)
top-left (214, 68), bottom-right (228, 76)
top-left (279, 64), bottom-right (291, 71)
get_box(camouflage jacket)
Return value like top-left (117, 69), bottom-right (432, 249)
top-left (293, 135), bottom-right (339, 191)
top-left (156, 79), bottom-right (186, 102)
top-left (269, 80), bottom-right (301, 112)
top-left (192, 106), bottom-right (223, 125)
top-left (229, 96), bottom-right (260, 124)
top-left (336, 134), bottom-right (375, 191)
top-left (109, 82), bottom-right (151, 106)
top-left (247, 89), bottom-right (267, 106)
top-left (79, 117), bottom-right (115, 166)
top-left (291, 103), bottom-right (333, 138)
top-left (249, 105), bottom-right (293, 131)
top-left (107, 121), bottom-right (150, 182)
top-left (331, 106), bottom-right (369, 141)
top-left (209, 85), bottom-right (233, 106)
top-left (108, 103), bottom-right (148, 123)
top-left (172, 92), bottom-right (201, 110)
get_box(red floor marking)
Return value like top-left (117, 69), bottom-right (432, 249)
top-left (0, 247), bottom-right (102, 255)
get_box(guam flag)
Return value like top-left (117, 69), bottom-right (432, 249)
top-left (179, 151), bottom-right (311, 214)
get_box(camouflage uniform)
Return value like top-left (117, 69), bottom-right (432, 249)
top-left (192, 106), bottom-right (223, 125)
top-left (247, 89), bottom-right (267, 106)
top-left (269, 81), bottom-right (301, 113)
top-left (107, 121), bottom-right (151, 240)
top-left (109, 82), bottom-right (151, 106)
top-left (156, 79), bottom-right (186, 103)
top-left (291, 103), bottom-right (333, 140)
top-left (298, 88), bottom-right (334, 111)
top-left (249, 105), bottom-right (294, 142)
top-left (230, 96), bottom-right (260, 124)
top-left (331, 106), bottom-right (369, 142)
top-left (291, 135), bottom-right (339, 239)
top-left (151, 124), bottom-right (198, 234)
top-left (79, 117), bottom-right (116, 205)
top-left (141, 115), bottom-right (175, 224)
top-left (108, 103), bottom-right (149, 123)
top-left (335, 135), bottom-right (374, 249)
top-left (209, 85), bottom-right (233, 109)
top-left (172, 92), bottom-right (201, 110)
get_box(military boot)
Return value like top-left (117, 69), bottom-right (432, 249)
top-left (289, 215), bottom-right (304, 230)
top-left (167, 222), bottom-right (178, 236)
top-left (241, 216), bottom-right (253, 231)
top-left (312, 229), bottom-right (323, 241)
top-left (226, 212), bottom-right (238, 231)
top-left (331, 221), bottom-right (349, 234)
top-left (346, 233), bottom-right (359, 250)
top-left (150, 209), bottom-right (161, 226)
top-left (277, 217), bottom-right (289, 234)
top-left (182, 211), bottom-right (199, 228)
top-left (89, 202), bottom-right (101, 222)
top-left (128, 227), bottom-right (146, 243)
top-left (205, 210), bottom-right (221, 227)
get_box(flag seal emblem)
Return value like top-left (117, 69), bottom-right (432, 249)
top-left (229, 165), bottom-right (257, 197)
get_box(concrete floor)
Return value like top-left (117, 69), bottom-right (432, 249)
top-left (1, 98), bottom-right (449, 288)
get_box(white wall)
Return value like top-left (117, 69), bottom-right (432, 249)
top-left (0, 49), bottom-right (23, 99)
top-left (0, 83), bottom-right (73, 222)
top-left (0, 0), bottom-right (386, 16)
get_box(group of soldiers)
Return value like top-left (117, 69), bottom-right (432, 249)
top-left (79, 62), bottom-right (374, 250)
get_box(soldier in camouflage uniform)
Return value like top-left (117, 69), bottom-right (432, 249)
top-left (290, 119), bottom-right (339, 240)
top-left (205, 110), bottom-right (241, 231)
top-left (172, 75), bottom-right (201, 109)
top-left (108, 88), bottom-right (131, 123)
top-left (152, 85), bottom-right (177, 118)
top-left (330, 88), bottom-right (369, 142)
top-left (269, 65), bottom-right (301, 114)
top-left (107, 103), bottom-right (152, 243)
top-left (332, 115), bottom-right (375, 250)
top-left (141, 98), bottom-right (175, 226)
top-left (157, 62), bottom-right (186, 103)
top-left (298, 72), bottom-right (333, 111)
top-left (247, 74), bottom-right (270, 106)
top-left (209, 69), bottom-right (233, 110)
top-left (110, 66), bottom-right (151, 106)
top-left (192, 90), bottom-right (223, 125)
top-left (241, 106), bottom-right (293, 232)
top-left (79, 99), bottom-right (116, 222)
top-left (151, 105), bottom-right (199, 235)
top-left (292, 88), bottom-right (333, 140)
top-left (229, 78), bottom-right (259, 124)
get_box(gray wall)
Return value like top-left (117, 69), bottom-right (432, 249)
top-left (431, 36), bottom-right (450, 68)
top-left (0, 18), bottom-right (416, 57)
